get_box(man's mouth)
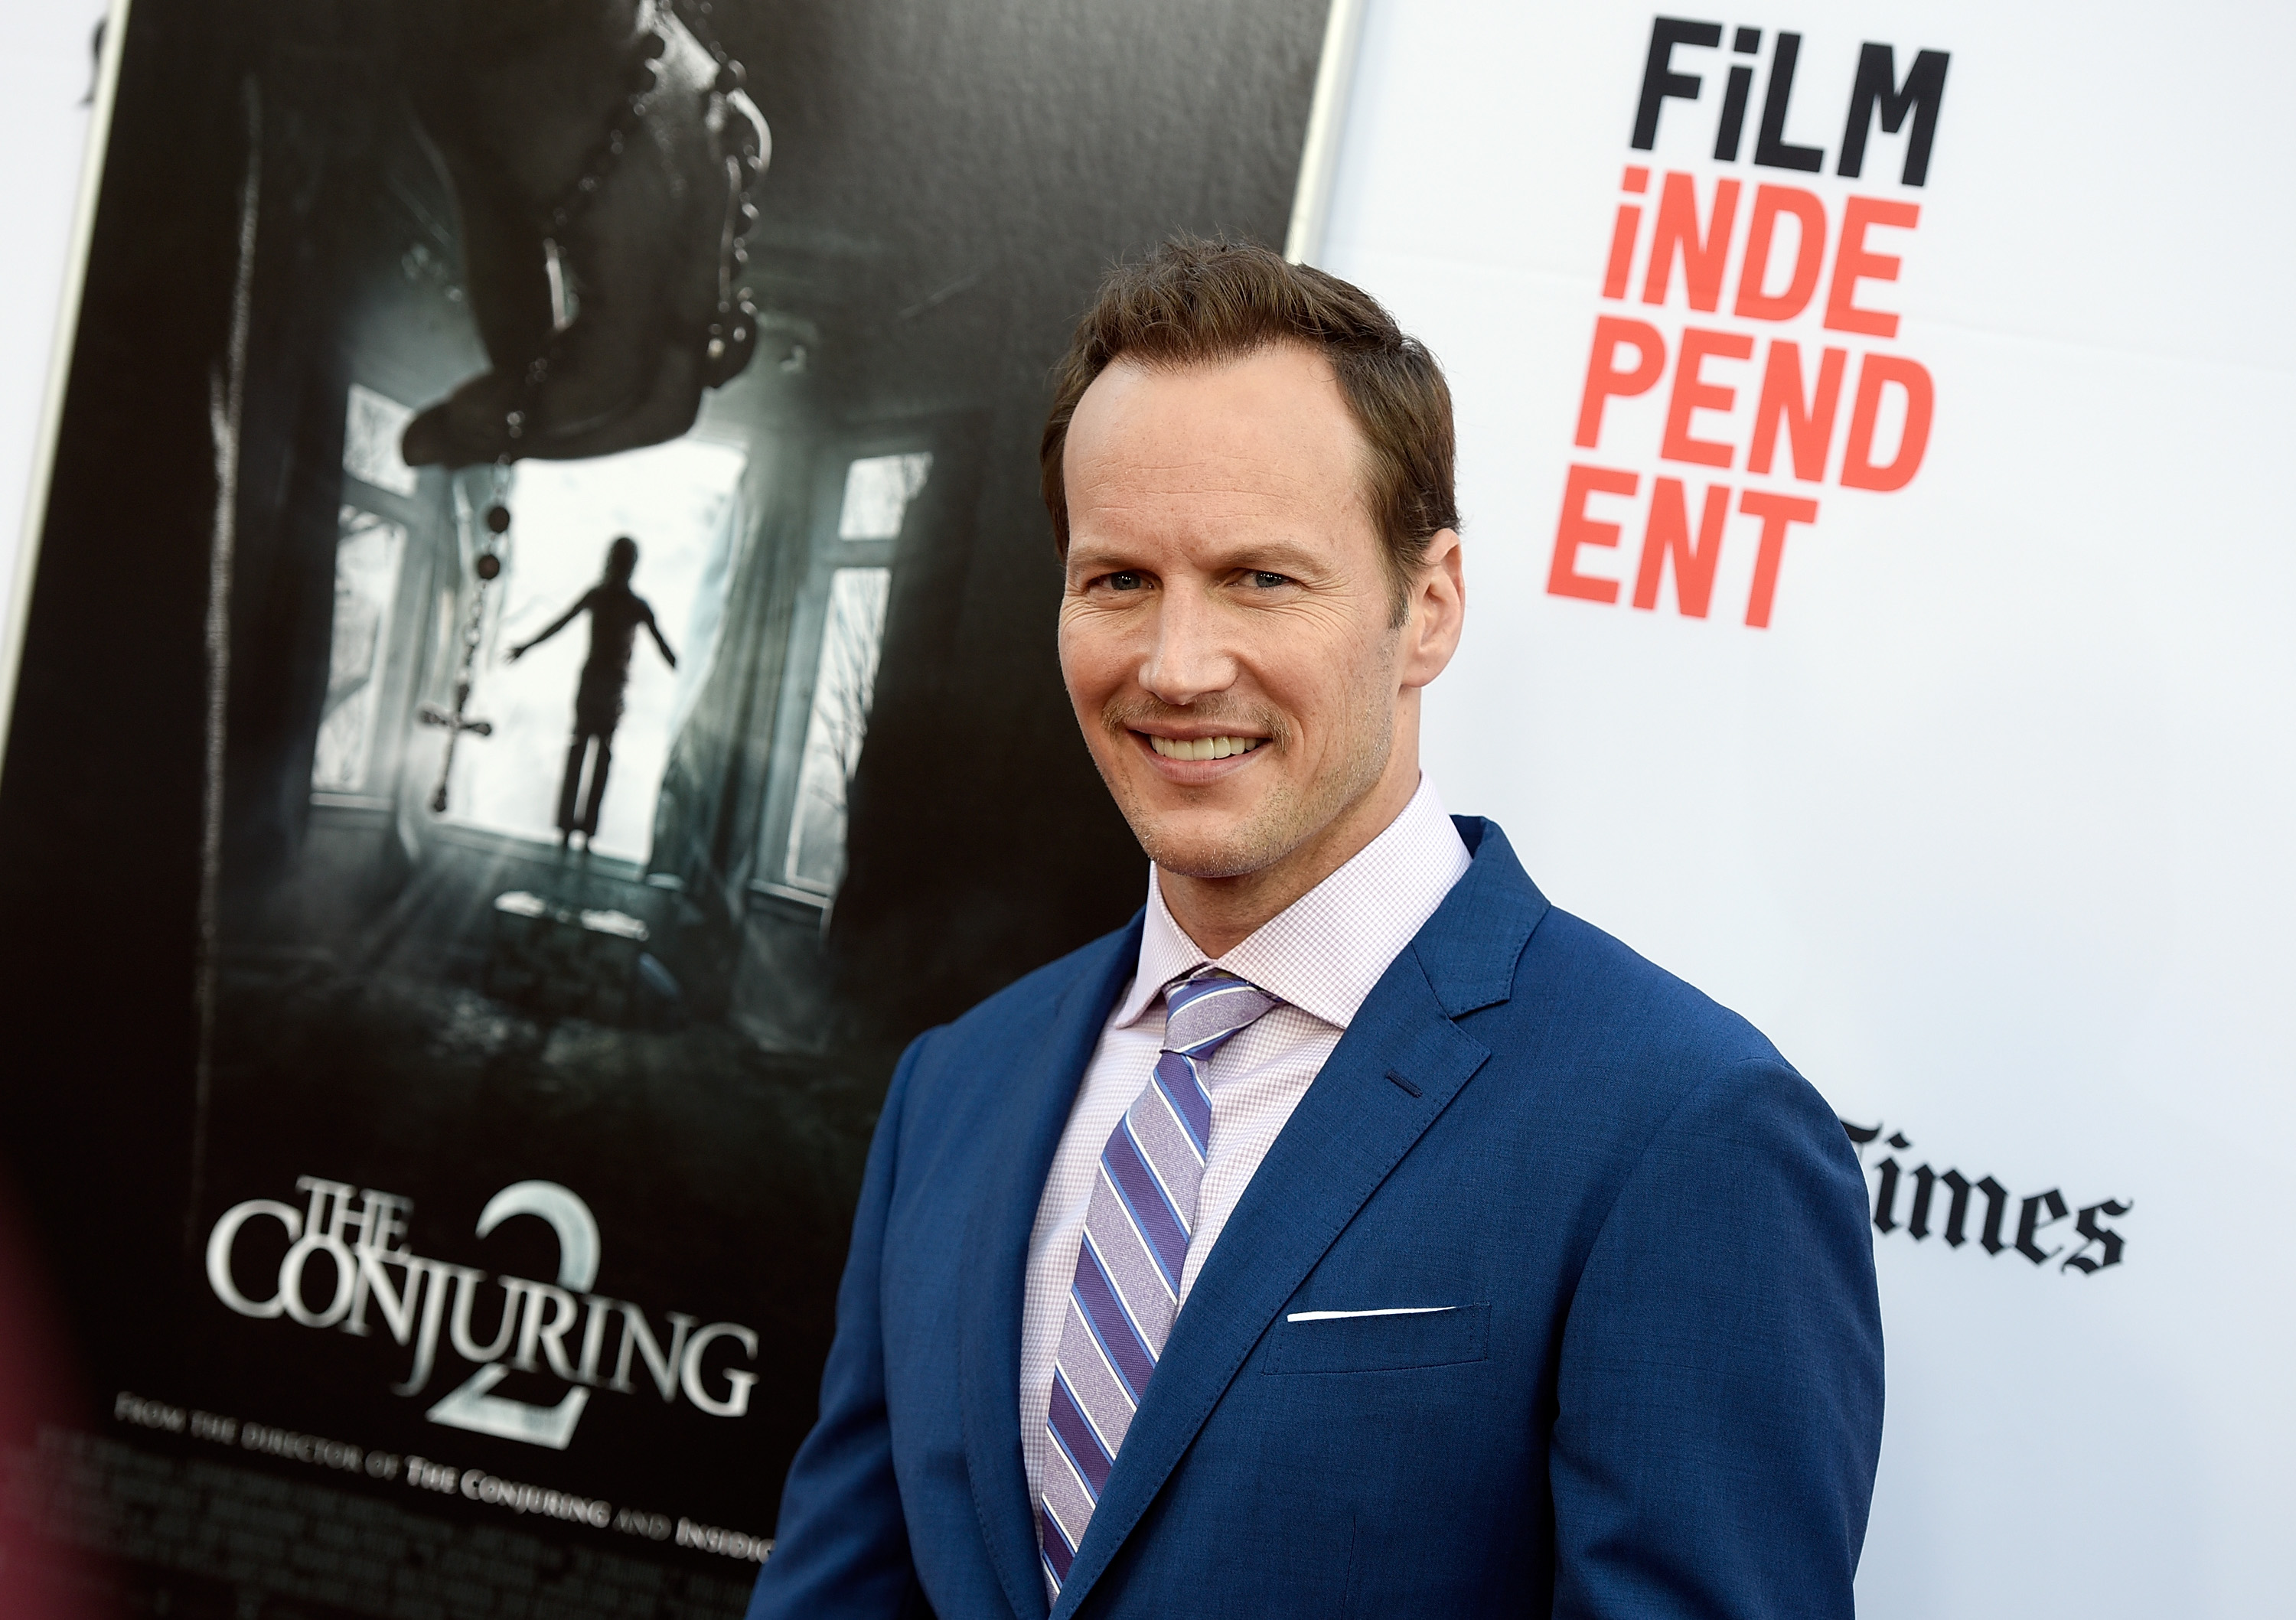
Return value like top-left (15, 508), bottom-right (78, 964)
top-left (1143, 734), bottom-right (1265, 762)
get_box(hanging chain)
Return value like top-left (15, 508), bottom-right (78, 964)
top-left (429, 2), bottom-right (761, 812)
top-left (417, 489), bottom-right (504, 815)
top-left (503, 0), bottom-right (762, 449)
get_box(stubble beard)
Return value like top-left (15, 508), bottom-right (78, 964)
top-left (1094, 670), bottom-right (1398, 884)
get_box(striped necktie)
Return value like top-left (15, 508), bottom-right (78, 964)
top-left (1037, 968), bottom-right (1280, 1599)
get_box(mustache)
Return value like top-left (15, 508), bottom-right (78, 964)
top-left (1101, 696), bottom-right (1290, 748)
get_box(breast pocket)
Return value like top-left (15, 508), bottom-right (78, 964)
top-left (1261, 1303), bottom-right (1491, 1374)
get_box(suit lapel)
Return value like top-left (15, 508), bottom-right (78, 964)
top-left (959, 915), bottom-right (1143, 1620)
top-left (1045, 823), bottom-right (1547, 1618)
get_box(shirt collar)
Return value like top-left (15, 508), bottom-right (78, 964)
top-left (1110, 775), bottom-right (1473, 1033)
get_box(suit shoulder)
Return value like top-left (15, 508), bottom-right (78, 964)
top-left (1473, 904), bottom-right (1801, 1124)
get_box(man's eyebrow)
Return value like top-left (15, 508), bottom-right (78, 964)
top-left (1062, 543), bottom-right (1143, 574)
top-left (1220, 539), bottom-right (1331, 574)
top-left (1063, 536), bottom-right (1339, 576)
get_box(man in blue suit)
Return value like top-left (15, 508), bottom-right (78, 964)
top-left (750, 238), bottom-right (1882, 1618)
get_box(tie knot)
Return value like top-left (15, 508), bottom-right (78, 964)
top-left (1160, 970), bottom-right (1280, 1061)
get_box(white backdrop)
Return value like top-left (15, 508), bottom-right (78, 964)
top-left (1320, 2), bottom-right (2294, 1616)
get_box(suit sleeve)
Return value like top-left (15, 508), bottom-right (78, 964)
top-left (1549, 1057), bottom-right (1884, 1620)
top-left (748, 1034), bottom-right (931, 1620)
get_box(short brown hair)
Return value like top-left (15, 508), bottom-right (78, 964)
top-left (1040, 236), bottom-right (1457, 620)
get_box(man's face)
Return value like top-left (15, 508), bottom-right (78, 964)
top-left (1057, 343), bottom-right (1451, 884)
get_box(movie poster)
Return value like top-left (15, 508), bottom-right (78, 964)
top-left (0, 0), bottom-right (1332, 1612)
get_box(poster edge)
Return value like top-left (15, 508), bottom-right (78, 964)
top-left (0, 0), bottom-right (136, 775)
top-left (1283, 0), bottom-right (1368, 267)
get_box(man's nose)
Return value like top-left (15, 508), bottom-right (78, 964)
top-left (1138, 585), bottom-right (1236, 706)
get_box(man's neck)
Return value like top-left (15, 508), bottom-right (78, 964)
top-left (1157, 762), bottom-right (1423, 958)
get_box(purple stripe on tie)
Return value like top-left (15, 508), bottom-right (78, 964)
top-left (1101, 1123), bottom-right (1191, 1288)
top-left (1045, 1372), bottom-right (1114, 1498)
top-left (1072, 1237), bottom-right (1158, 1397)
top-left (1166, 972), bottom-right (1247, 1014)
top-left (1080, 1195), bottom-right (1176, 1357)
top-left (1125, 1086), bottom-right (1204, 1209)
top-left (1166, 977), bottom-right (1268, 1043)
top-left (1040, 1502), bottom-right (1076, 1583)
top-left (1052, 1310), bottom-right (1137, 1456)
top-left (1150, 1051), bottom-right (1213, 1157)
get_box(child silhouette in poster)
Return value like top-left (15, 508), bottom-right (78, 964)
top-left (509, 535), bottom-right (677, 849)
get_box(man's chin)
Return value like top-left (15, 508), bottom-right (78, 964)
top-left (1130, 814), bottom-right (1296, 884)
top-left (1149, 852), bottom-right (1268, 883)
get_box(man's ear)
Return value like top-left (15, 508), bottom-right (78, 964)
top-left (1400, 528), bottom-right (1465, 690)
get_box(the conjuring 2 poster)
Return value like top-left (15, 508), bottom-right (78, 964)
top-left (0, 0), bottom-right (1333, 1613)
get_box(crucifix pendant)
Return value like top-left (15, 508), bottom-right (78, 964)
top-left (419, 674), bottom-right (494, 813)
top-left (420, 545), bottom-right (502, 815)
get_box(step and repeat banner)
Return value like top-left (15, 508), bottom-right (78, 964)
top-left (1318, 4), bottom-right (2291, 1617)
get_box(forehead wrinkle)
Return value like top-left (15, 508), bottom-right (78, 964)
top-left (1086, 440), bottom-right (1328, 492)
top-left (1072, 493), bottom-right (1332, 551)
top-left (1071, 474), bottom-right (1329, 530)
top-left (1075, 443), bottom-right (1345, 509)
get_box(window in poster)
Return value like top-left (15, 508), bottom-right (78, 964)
top-left (342, 382), bottom-right (419, 498)
top-left (312, 384), bottom-right (430, 807)
top-left (445, 437), bottom-right (748, 864)
top-left (756, 450), bottom-right (928, 906)
top-left (311, 509), bottom-right (406, 797)
top-left (837, 451), bottom-right (931, 544)
top-left (784, 565), bottom-right (892, 895)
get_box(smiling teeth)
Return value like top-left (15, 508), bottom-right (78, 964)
top-left (1149, 735), bottom-right (1264, 762)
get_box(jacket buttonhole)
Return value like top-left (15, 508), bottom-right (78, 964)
top-left (1384, 1069), bottom-right (1422, 1097)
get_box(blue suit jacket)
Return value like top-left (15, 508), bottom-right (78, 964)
top-left (750, 820), bottom-right (1883, 1619)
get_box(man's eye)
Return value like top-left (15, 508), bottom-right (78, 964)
top-left (1248, 571), bottom-right (1291, 589)
top-left (1106, 571), bottom-right (1145, 592)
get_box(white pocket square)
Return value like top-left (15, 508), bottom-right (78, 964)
top-left (1284, 1305), bottom-right (1456, 1322)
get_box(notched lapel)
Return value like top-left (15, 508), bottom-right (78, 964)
top-left (1427, 817), bottom-right (1548, 1017)
top-left (959, 918), bottom-right (1142, 1620)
